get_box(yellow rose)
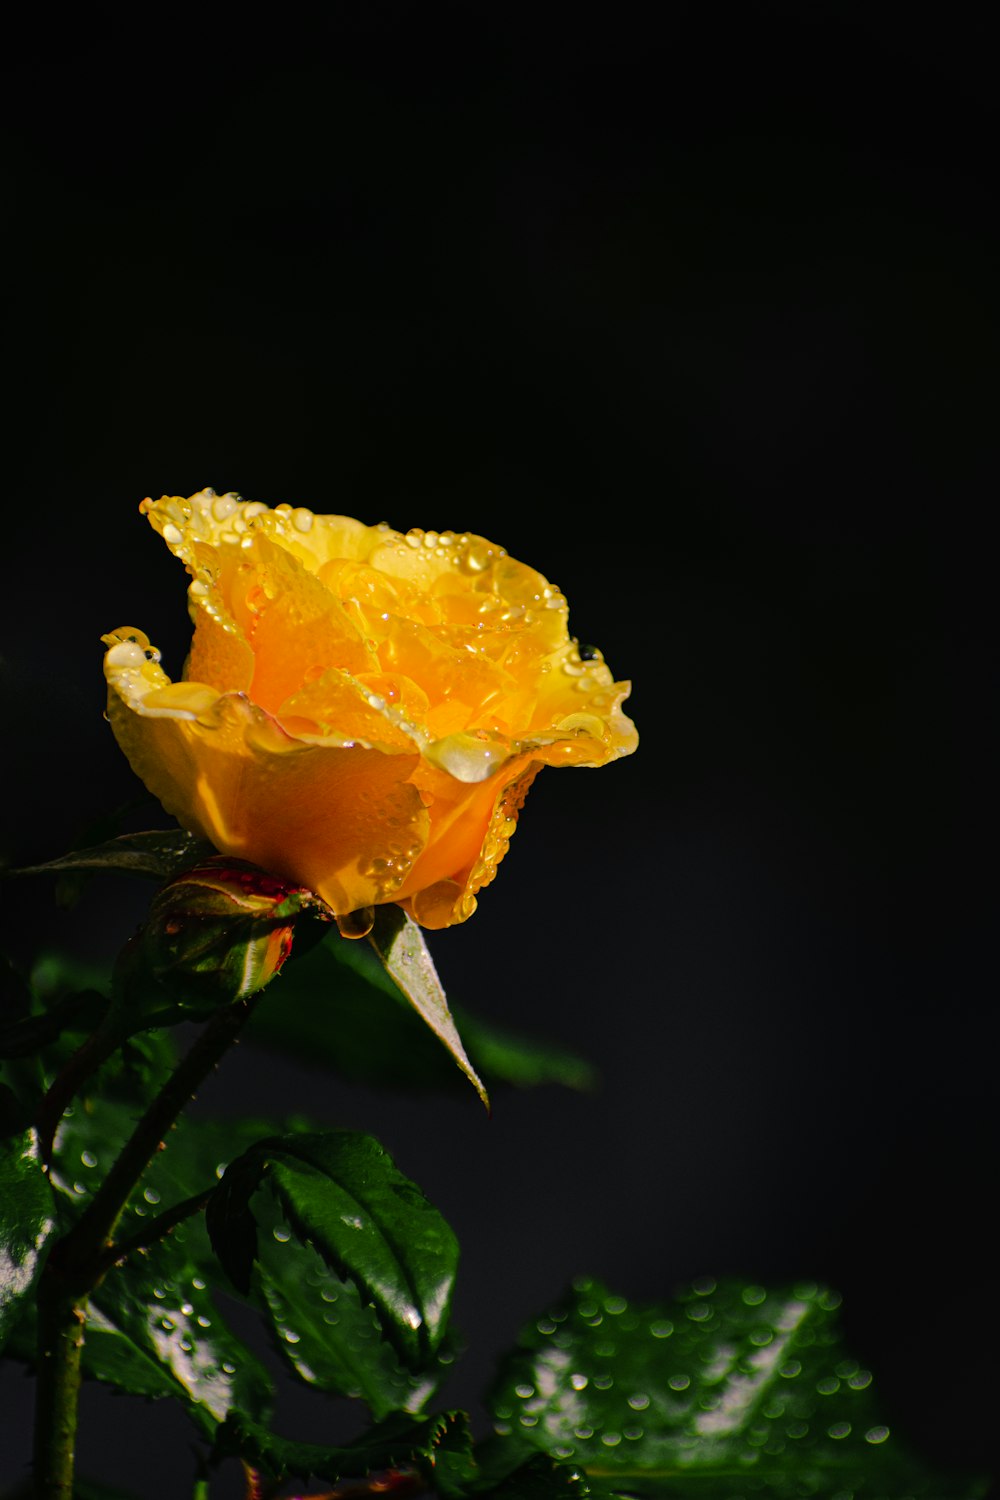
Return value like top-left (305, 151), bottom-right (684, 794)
top-left (103, 490), bottom-right (638, 931)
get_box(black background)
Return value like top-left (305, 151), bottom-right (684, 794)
top-left (1, 5), bottom-right (996, 1495)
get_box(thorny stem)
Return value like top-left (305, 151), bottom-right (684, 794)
top-left (33, 996), bottom-right (259, 1500)
top-left (35, 1010), bottom-right (127, 1169)
top-left (31, 1287), bottom-right (84, 1500)
top-left (58, 997), bottom-right (256, 1278)
top-left (95, 1187), bottom-right (214, 1275)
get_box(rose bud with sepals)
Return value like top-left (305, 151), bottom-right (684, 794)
top-left (125, 856), bottom-right (334, 1018)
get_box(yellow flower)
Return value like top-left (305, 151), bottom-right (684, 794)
top-left (103, 490), bottom-right (638, 931)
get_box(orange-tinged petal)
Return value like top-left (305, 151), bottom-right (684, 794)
top-left (398, 758), bottom-right (541, 928)
top-left (107, 492), bottom-right (637, 929)
top-left (103, 628), bottom-right (428, 915)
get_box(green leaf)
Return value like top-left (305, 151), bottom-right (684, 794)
top-left (484, 1276), bottom-right (989, 1499)
top-left (471, 1453), bottom-right (610, 1498)
top-left (0, 1125), bottom-right (56, 1350)
top-left (213, 1406), bottom-right (471, 1489)
top-left (71, 1086), bottom-right (451, 1422)
top-left (456, 1011), bottom-right (597, 1094)
top-left (246, 927), bottom-right (597, 1095)
top-left (8, 830), bottom-right (215, 884)
top-left (41, 1054), bottom-right (276, 1431)
top-left (207, 1130), bottom-right (458, 1365)
top-left (30, 952), bottom-right (114, 1005)
top-left (84, 1234), bottom-right (273, 1434)
top-left (252, 1185), bottom-right (454, 1419)
top-left (369, 906), bottom-right (489, 1110)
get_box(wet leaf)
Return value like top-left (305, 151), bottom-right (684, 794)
top-left (369, 906), bottom-right (489, 1110)
top-left (246, 925), bottom-right (596, 1094)
top-left (485, 1276), bottom-right (989, 1498)
top-left (0, 1125), bottom-right (56, 1350)
top-left (84, 1234), bottom-right (273, 1434)
top-left (9, 829), bottom-right (215, 883)
top-left (207, 1130), bottom-right (458, 1365)
top-left (40, 1054), bottom-right (276, 1431)
top-left (252, 1184), bottom-right (454, 1419)
top-left (471, 1452), bottom-right (609, 1498)
top-left (213, 1406), bottom-right (471, 1489)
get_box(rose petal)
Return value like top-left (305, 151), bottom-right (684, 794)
top-left (103, 629), bottom-right (428, 915)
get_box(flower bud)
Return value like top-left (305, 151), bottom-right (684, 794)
top-left (137, 856), bottom-right (330, 1012)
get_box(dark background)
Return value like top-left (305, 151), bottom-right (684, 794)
top-left (1, 4), bottom-right (995, 1495)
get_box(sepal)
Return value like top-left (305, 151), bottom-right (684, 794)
top-left (121, 856), bottom-right (334, 1018)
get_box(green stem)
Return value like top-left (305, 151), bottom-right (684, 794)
top-left (32, 1283), bottom-right (84, 1500)
top-left (36, 1010), bottom-right (126, 1169)
top-left (96, 1187), bottom-right (214, 1274)
top-left (60, 997), bottom-right (256, 1277)
top-left (32, 996), bottom-right (258, 1499)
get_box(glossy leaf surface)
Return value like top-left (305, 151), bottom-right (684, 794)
top-left (86, 1233), bottom-right (273, 1433)
top-left (253, 1188), bottom-right (451, 1419)
top-left (369, 906), bottom-right (488, 1109)
top-left (472, 1453), bottom-right (605, 1498)
top-left (11, 829), bottom-right (214, 883)
top-left (485, 1276), bottom-right (988, 1498)
top-left (41, 1044), bottom-right (275, 1429)
top-left (0, 1125), bottom-right (56, 1350)
top-left (246, 926), bottom-right (597, 1094)
top-left (207, 1130), bottom-right (459, 1366)
top-left (213, 1407), bottom-right (472, 1488)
